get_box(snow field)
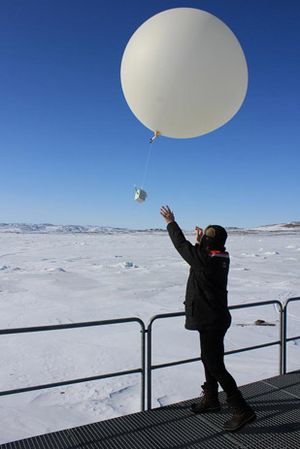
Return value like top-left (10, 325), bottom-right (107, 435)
top-left (0, 230), bottom-right (299, 443)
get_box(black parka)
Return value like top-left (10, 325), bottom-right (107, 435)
top-left (167, 221), bottom-right (231, 331)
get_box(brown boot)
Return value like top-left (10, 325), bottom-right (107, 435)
top-left (191, 383), bottom-right (221, 414)
top-left (224, 390), bottom-right (256, 431)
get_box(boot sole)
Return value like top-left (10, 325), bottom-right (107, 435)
top-left (224, 413), bottom-right (256, 432)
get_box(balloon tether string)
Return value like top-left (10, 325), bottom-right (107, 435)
top-left (141, 131), bottom-right (160, 189)
top-left (141, 144), bottom-right (153, 189)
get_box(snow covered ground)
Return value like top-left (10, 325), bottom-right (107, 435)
top-left (0, 225), bottom-right (299, 443)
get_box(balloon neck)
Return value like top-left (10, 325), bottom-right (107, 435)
top-left (149, 130), bottom-right (161, 144)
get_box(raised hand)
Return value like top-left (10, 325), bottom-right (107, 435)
top-left (195, 226), bottom-right (203, 243)
top-left (160, 205), bottom-right (175, 224)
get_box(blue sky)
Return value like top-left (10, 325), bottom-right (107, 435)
top-left (0, 0), bottom-right (299, 229)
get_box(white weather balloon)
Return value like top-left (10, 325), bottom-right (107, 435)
top-left (121, 8), bottom-right (248, 138)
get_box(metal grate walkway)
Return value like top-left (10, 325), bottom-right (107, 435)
top-left (1, 371), bottom-right (299, 449)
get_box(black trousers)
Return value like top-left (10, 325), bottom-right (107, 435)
top-left (199, 329), bottom-right (238, 397)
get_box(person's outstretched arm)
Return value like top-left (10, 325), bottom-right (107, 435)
top-left (160, 206), bottom-right (206, 269)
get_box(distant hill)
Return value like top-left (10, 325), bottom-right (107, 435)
top-left (249, 222), bottom-right (300, 232)
top-left (0, 223), bottom-right (164, 234)
top-left (0, 222), bottom-right (299, 235)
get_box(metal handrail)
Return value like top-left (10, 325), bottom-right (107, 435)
top-left (282, 297), bottom-right (300, 374)
top-left (0, 298), bottom-right (299, 415)
top-left (147, 300), bottom-right (283, 410)
top-left (0, 317), bottom-right (146, 411)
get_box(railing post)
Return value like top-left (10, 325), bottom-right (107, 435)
top-left (141, 327), bottom-right (146, 411)
top-left (281, 302), bottom-right (287, 375)
top-left (147, 323), bottom-right (152, 410)
top-left (279, 304), bottom-right (285, 375)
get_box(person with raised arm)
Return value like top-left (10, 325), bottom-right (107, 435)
top-left (160, 205), bottom-right (256, 432)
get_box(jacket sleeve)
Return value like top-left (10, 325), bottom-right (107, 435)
top-left (167, 221), bottom-right (206, 270)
